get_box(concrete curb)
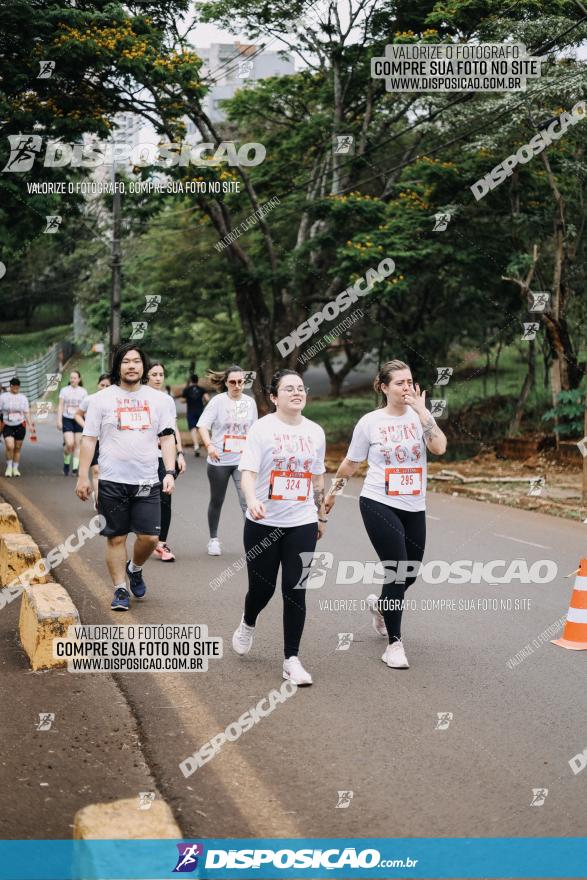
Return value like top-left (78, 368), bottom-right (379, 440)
top-left (0, 532), bottom-right (47, 587)
top-left (73, 798), bottom-right (182, 838)
top-left (0, 502), bottom-right (22, 535)
top-left (19, 583), bottom-right (80, 671)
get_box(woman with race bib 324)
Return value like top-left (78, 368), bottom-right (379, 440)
top-left (232, 370), bottom-right (327, 687)
top-left (325, 360), bottom-right (447, 669)
top-left (197, 365), bottom-right (257, 556)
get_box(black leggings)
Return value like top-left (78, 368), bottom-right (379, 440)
top-left (243, 519), bottom-right (318, 659)
top-left (157, 459), bottom-right (172, 542)
top-left (359, 496), bottom-right (426, 642)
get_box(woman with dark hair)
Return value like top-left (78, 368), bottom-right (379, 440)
top-left (181, 373), bottom-right (209, 456)
top-left (232, 370), bottom-right (326, 686)
top-left (147, 362), bottom-right (186, 562)
top-left (57, 369), bottom-right (87, 475)
top-left (326, 360), bottom-right (447, 669)
top-left (197, 365), bottom-right (257, 556)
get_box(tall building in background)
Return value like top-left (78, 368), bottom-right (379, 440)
top-left (191, 41), bottom-right (295, 126)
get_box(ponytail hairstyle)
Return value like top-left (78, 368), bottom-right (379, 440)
top-left (148, 361), bottom-right (165, 375)
top-left (70, 369), bottom-right (83, 387)
top-left (207, 364), bottom-right (244, 392)
top-left (374, 359), bottom-right (410, 406)
top-left (267, 369), bottom-right (305, 408)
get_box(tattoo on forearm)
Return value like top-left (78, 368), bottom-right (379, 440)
top-left (422, 416), bottom-right (439, 441)
top-left (314, 487), bottom-right (325, 511)
top-left (328, 476), bottom-right (348, 496)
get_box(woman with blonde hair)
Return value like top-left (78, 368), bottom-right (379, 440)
top-left (326, 360), bottom-right (447, 668)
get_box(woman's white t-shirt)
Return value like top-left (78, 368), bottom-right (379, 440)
top-left (0, 392), bottom-right (29, 425)
top-left (239, 413), bottom-right (326, 528)
top-left (59, 385), bottom-right (88, 419)
top-left (197, 392), bottom-right (258, 467)
top-left (346, 407), bottom-right (427, 512)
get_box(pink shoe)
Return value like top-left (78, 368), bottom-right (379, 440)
top-left (154, 542), bottom-right (175, 562)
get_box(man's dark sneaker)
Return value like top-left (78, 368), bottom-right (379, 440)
top-left (126, 560), bottom-right (147, 599)
top-left (63, 463), bottom-right (70, 476)
top-left (111, 587), bottom-right (130, 611)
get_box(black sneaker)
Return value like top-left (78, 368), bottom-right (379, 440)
top-left (126, 560), bottom-right (146, 599)
top-left (111, 587), bottom-right (130, 611)
top-left (194, 449), bottom-right (200, 458)
top-left (63, 462), bottom-right (70, 476)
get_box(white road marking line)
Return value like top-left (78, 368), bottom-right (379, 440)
top-left (426, 514), bottom-right (440, 520)
top-left (493, 533), bottom-right (551, 549)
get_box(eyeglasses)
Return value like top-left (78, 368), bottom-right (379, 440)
top-left (227, 379), bottom-right (245, 386)
top-left (282, 385), bottom-right (309, 395)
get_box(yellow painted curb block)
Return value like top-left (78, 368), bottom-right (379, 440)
top-left (19, 583), bottom-right (80, 671)
top-left (0, 503), bottom-right (22, 535)
top-left (0, 532), bottom-right (46, 587)
top-left (73, 798), bottom-right (182, 838)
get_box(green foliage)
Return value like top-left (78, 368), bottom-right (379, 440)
top-left (542, 388), bottom-right (585, 436)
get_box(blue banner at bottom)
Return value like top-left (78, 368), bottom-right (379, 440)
top-left (1, 838), bottom-right (587, 879)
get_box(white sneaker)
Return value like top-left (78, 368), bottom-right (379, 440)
top-left (12, 465), bottom-right (21, 477)
top-left (366, 593), bottom-right (387, 638)
top-left (232, 617), bottom-right (254, 655)
top-left (4, 465), bottom-right (12, 477)
top-left (283, 656), bottom-right (312, 686)
top-left (381, 640), bottom-right (409, 669)
top-left (207, 537), bottom-right (221, 556)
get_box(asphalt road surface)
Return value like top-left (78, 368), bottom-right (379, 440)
top-left (2, 420), bottom-right (587, 841)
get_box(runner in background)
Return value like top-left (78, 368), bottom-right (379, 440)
top-left (58, 370), bottom-right (88, 476)
top-left (197, 365), bottom-right (257, 556)
top-left (181, 374), bottom-right (209, 457)
top-left (232, 370), bottom-right (326, 686)
top-left (0, 377), bottom-right (34, 477)
top-left (325, 360), bottom-right (447, 669)
top-left (74, 373), bottom-right (111, 502)
top-left (147, 362), bottom-right (186, 562)
top-left (75, 343), bottom-right (177, 611)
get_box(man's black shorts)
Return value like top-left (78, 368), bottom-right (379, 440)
top-left (97, 480), bottom-right (161, 537)
top-left (2, 424), bottom-right (26, 441)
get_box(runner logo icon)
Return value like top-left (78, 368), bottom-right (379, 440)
top-left (298, 551), bottom-right (334, 589)
top-left (173, 843), bottom-right (204, 872)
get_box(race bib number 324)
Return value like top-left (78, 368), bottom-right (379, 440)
top-left (269, 470), bottom-right (312, 501)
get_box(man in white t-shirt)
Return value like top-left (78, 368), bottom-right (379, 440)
top-left (75, 344), bottom-right (176, 612)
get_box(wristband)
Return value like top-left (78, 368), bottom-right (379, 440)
top-left (318, 518), bottom-right (328, 523)
top-left (164, 470), bottom-right (176, 477)
top-left (177, 451), bottom-right (184, 456)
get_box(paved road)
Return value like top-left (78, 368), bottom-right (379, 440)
top-left (2, 420), bottom-right (587, 841)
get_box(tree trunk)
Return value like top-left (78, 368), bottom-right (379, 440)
top-left (508, 339), bottom-right (535, 436)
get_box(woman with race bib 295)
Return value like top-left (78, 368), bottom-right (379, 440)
top-left (197, 365), bottom-right (257, 556)
top-left (232, 370), bottom-right (327, 686)
top-left (326, 360), bottom-right (447, 669)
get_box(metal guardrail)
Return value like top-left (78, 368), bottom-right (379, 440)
top-left (0, 340), bottom-right (74, 400)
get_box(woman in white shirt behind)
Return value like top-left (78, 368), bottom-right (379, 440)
top-left (197, 365), bottom-right (258, 556)
top-left (326, 360), bottom-right (447, 669)
top-left (232, 370), bottom-right (327, 686)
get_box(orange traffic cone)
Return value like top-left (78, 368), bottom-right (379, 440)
top-left (551, 558), bottom-right (587, 650)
